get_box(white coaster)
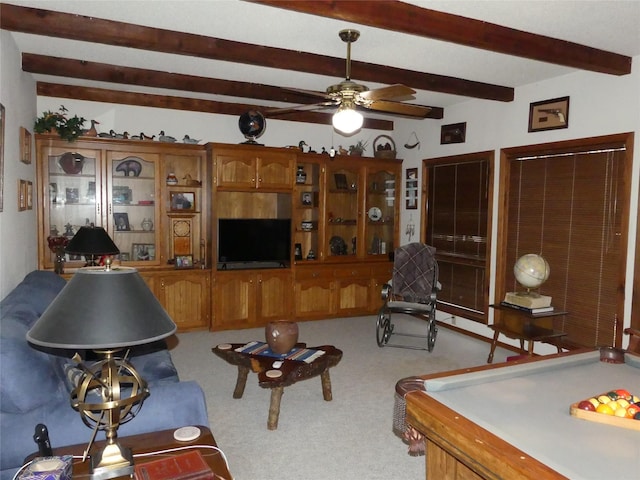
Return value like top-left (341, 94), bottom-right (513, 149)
top-left (217, 343), bottom-right (232, 350)
top-left (173, 426), bottom-right (201, 442)
top-left (266, 369), bottom-right (283, 378)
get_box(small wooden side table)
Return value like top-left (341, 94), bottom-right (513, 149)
top-left (212, 343), bottom-right (343, 430)
top-left (487, 304), bottom-right (568, 363)
top-left (26, 426), bottom-right (232, 480)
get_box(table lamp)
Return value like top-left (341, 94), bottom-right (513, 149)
top-left (27, 266), bottom-right (176, 480)
top-left (65, 225), bottom-right (120, 266)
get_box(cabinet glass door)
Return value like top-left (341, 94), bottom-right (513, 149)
top-left (325, 163), bottom-right (361, 258)
top-left (293, 158), bottom-right (322, 262)
top-left (44, 147), bottom-right (101, 269)
top-left (108, 152), bottom-right (160, 265)
top-left (365, 167), bottom-right (397, 257)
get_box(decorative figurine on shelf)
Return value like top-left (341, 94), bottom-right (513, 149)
top-left (166, 173), bottom-right (178, 186)
top-left (141, 218), bottom-right (153, 232)
top-left (47, 236), bottom-right (69, 274)
top-left (82, 119), bottom-right (100, 137)
top-left (115, 158), bottom-right (142, 177)
top-left (183, 174), bottom-right (202, 186)
top-left (306, 249), bottom-right (316, 260)
top-left (64, 223), bottom-right (75, 237)
top-left (159, 131), bottom-right (177, 143)
top-left (182, 135), bottom-right (201, 144)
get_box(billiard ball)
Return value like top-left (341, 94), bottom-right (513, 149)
top-left (578, 400), bottom-right (596, 411)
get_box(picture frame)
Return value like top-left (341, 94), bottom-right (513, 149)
top-left (170, 191), bottom-right (195, 211)
top-left (118, 252), bottom-right (130, 261)
top-left (0, 103), bottom-right (5, 213)
top-left (528, 96), bottom-right (570, 132)
top-left (405, 168), bottom-right (418, 210)
top-left (20, 127), bottom-right (32, 164)
top-left (301, 191), bottom-right (313, 206)
top-left (132, 243), bottom-right (155, 261)
top-left (112, 186), bottom-right (133, 204)
top-left (334, 173), bottom-right (348, 190)
top-left (18, 179), bottom-right (27, 211)
top-left (440, 122), bottom-right (466, 144)
top-left (65, 187), bottom-right (79, 204)
top-left (26, 181), bottom-right (33, 210)
top-left (113, 212), bottom-right (131, 231)
top-left (174, 254), bottom-right (194, 269)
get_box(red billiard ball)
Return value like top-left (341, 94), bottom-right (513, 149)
top-left (578, 400), bottom-right (596, 411)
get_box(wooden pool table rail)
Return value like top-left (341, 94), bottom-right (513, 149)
top-left (404, 350), bottom-right (595, 480)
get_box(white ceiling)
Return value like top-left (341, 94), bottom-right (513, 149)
top-left (6, 0), bottom-right (640, 117)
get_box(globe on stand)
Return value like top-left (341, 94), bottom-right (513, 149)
top-left (238, 110), bottom-right (266, 145)
top-left (513, 253), bottom-right (550, 297)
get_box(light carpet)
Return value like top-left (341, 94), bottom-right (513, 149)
top-left (169, 315), bottom-right (510, 480)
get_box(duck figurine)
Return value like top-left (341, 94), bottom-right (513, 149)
top-left (183, 173), bottom-right (202, 187)
top-left (114, 131), bottom-right (129, 139)
top-left (338, 145), bottom-right (349, 156)
top-left (131, 132), bottom-right (155, 141)
top-left (182, 135), bottom-right (201, 144)
top-left (159, 131), bottom-right (177, 143)
top-left (98, 129), bottom-right (115, 138)
top-left (82, 120), bottom-right (99, 137)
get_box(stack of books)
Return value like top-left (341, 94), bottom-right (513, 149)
top-left (502, 291), bottom-right (553, 314)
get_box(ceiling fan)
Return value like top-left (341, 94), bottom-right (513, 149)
top-left (271, 29), bottom-right (432, 134)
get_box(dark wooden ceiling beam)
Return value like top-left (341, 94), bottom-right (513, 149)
top-left (22, 54), bottom-right (444, 119)
top-left (1, 3), bottom-right (512, 102)
top-left (254, 0), bottom-right (632, 76)
top-left (35, 82), bottom-right (395, 131)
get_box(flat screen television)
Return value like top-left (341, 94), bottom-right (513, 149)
top-left (218, 218), bottom-right (291, 268)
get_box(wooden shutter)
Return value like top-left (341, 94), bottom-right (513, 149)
top-left (424, 152), bottom-right (493, 321)
top-left (500, 135), bottom-right (632, 348)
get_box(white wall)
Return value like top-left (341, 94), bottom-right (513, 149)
top-left (3, 28), bottom-right (638, 354)
top-left (394, 56), bottom-right (640, 352)
top-left (0, 31), bottom-right (37, 297)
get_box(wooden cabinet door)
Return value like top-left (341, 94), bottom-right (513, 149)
top-left (295, 278), bottom-right (335, 319)
top-left (256, 271), bottom-right (293, 322)
top-left (256, 152), bottom-right (294, 190)
top-left (212, 271), bottom-right (256, 330)
top-left (216, 154), bottom-right (256, 189)
top-left (157, 271), bottom-right (210, 331)
top-left (336, 277), bottom-right (371, 315)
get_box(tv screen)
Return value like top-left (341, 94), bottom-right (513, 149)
top-left (218, 218), bottom-right (291, 267)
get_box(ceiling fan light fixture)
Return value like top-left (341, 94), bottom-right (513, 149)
top-left (332, 103), bottom-right (363, 134)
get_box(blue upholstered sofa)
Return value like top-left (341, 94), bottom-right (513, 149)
top-left (0, 271), bottom-right (209, 480)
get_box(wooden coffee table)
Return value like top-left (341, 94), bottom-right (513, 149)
top-left (212, 342), bottom-right (343, 429)
top-left (25, 426), bottom-right (232, 479)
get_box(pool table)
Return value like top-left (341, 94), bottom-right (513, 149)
top-left (405, 350), bottom-right (640, 480)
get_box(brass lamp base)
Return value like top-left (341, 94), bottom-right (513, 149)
top-left (90, 441), bottom-right (134, 480)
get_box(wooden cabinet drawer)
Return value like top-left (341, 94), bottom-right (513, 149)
top-left (333, 265), bottom-right (372, 278)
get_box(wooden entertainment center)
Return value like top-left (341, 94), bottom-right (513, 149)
top-left (36, 137), bottom-right (400, 331)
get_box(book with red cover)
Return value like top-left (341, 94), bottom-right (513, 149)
top-left (134, 450), bottom-right (214, 480)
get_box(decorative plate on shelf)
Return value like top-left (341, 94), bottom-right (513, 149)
top-left (368, 207), bottom-right (382, 221)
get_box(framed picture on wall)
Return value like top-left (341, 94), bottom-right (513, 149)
top-left (20, 127), bottom-right (32, 164)
top-left (405, 168), bottom-right (418, 210)
top-left (528, 96), bottom-right (570, 132)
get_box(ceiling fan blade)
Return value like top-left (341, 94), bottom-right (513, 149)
top-left (365, 100), bottom-right (432, 118)
top-left (267, 101), bottom-right (337, 116)
top-left (280, 86), bottom-right (332, 100)
top-left (359, 84), bottom-right (416, 101)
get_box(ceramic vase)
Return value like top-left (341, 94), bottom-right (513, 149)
top-left (265, 321), bottom-right (299, 354)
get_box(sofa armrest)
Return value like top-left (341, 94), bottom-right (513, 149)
top-left (0, 381), bottom-right (208, 480)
